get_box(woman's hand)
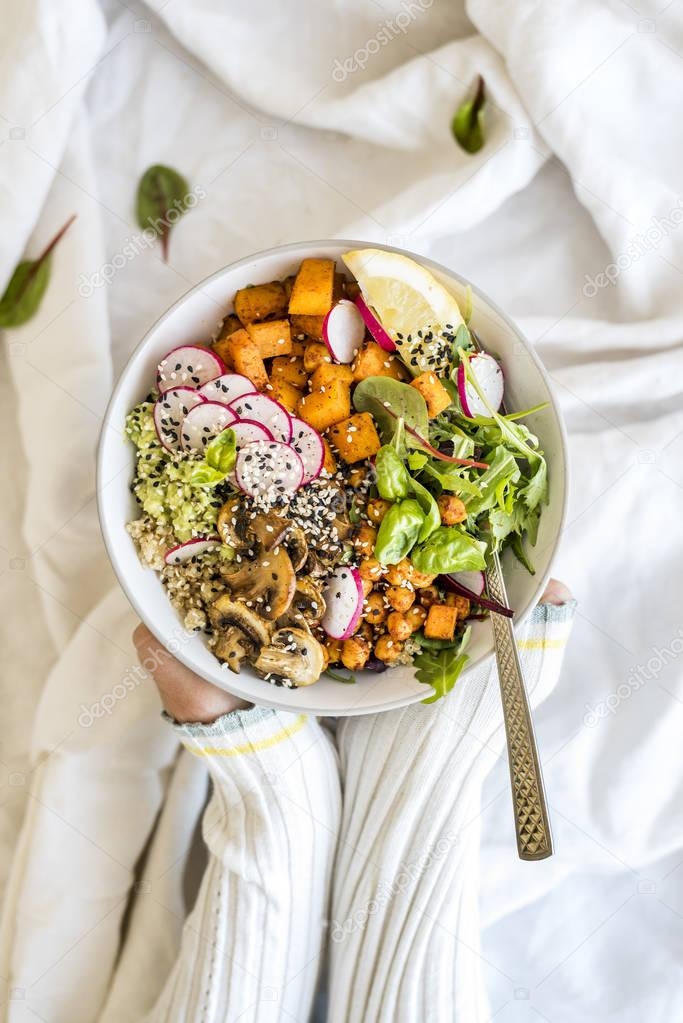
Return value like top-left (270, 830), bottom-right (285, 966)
top-left (133, 623), bottom-right (251, 724)
top-left (134, 579), bottom-right (572, 724)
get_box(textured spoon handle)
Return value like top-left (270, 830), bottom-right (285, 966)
top-left (486, 554), bottom-right (554, 860)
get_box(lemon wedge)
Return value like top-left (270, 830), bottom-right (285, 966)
top-left (342, 248), bottom-right (464, 368)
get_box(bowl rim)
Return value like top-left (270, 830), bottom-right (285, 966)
top-left (98, 239), bottom-right (569, 715)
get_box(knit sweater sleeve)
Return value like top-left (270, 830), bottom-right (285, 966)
top-left (144, 706), bottom-right (340, 1023)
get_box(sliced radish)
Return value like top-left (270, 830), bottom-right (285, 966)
top-left (180, 401), bottom-right (237, 453)
top-left (228, 393), bottom-right (292, 443)
top-left (354, 295), bottom-right (396, 352)
top-left (165, 536), bottom-right (222, 565)
top-left (323, 299), bottom-right (366, 364)
top-left (231, 419), bottom-right (274, 448)
top-left (321, 566), bottom-right (364, 640)
top-left (235, 441), bottom-right (304, 502)
top-left (156, 345), bottom-right (225, 392)
top-left (198, 373), bottom-right (254, 406)
top-left (457, 353), bottom-right (504, 418)
top-left (154, 387), bottom-right (205, 452)
top-left (289, 417), bottom-right (324, 484)
top-left (451, 570), bottom-right (485, 596)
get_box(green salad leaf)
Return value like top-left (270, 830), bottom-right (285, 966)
top-left (136, 164), bottom-right (191, 262)
top-left (353, 377), bottom-right (429, 443)
top-left (375, 445), bottom-right (411, 501)
top-left (374, 498), bottom-right (425, 564)
top-left (408, 475), bottom-right (441, 542)
top-left (451, 76), bottom-right (486, 155)
top-left (416, 627), bottom-right (472, 703)
top-left (464, 446), bottom-right (520, 518)
top-left (412, 526), bottom-right (486, 575)
top-left (0, 215), bottom-right (76, 328)
top-left (206, 429), bottom-right (237, 474)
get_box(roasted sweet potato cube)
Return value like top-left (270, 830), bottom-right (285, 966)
top-left (322, 437), bottom-right (338, 475)
top-left (311, 363), bottom-right (354, 391)
top-left (290, 313), bottom-right (325, 341)
top-left (327, 413), bottom-right (381, 464)
top-left (411, 371), bottom-right (452, 418)
top-left (290, 339), bottom-right (307, 357)
top-left (269, 378), bottom-right (303, 414)
top-left (304, 343), bottom-right (332, 373)
top-left (352, 342), bottom-right (409, 382)
top-left (234, 281), bottom-right (288, 324)
top-left (245, 318), bottom-right (292, 359)
top-left (271, 356), bottom-right (307, 390)
top-left (297, 381), bottom-right (350, 433)
top-left (225, 328), bottom-right (269, 392)
top-left (424, 604), bottom-right (458, 641)
top-left (288, 258), bottom-right (336, 317)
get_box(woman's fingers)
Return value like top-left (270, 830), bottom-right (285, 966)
top-left (133, 623), bottom-right (251, 724)
top-left (539, 578), bottom-right (573, 606)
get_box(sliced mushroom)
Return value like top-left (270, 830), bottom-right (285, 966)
top-left (217, 498), bottom-right (252, 548)
top-left (284, 525), bottom-right (308, 571)
top-left (302, 551), bottom-right (327, 578)
top-left (209, 597), bottom-right (271, 672)
top-left (254, 627), bottom-right (325, 687)
top-left (222, 547), bottom-right (296, 620)
top-left (290, 576), bottom-right (326, 623)
top-left (250, 511), bottom-right (292, 552)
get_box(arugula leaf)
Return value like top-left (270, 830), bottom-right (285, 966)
top-left (407, 451), bottom-right (428, 471)
top-left (519, 458), bottom-right (548, 511)
top-left (464, 446), bottom-right (520, 518)
top-left (375, 445), bottom-right (411, 500)
top-left (374, 498), bottom-right (425, 564)
top-left (422, 460), bottom-right (482, 498)
top-left (353, 377), bottom-right (429, 443)
top-left (325, 668), bottom-right (357, 684)
top-left (511, 533), bottom-right (536, 575)
top-left (416, 627), bottom-right (472, 703)
top-left (411, 526), bottom-right (486, 575)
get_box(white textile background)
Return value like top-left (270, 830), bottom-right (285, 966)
top-left (0, 1), bottom-right (682, 1020)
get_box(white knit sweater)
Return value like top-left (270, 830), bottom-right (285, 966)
top-left (143, 603), bottom-right (575, 1023)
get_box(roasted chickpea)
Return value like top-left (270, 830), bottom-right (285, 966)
top-left (386, 585), bottom-right (416, 612)
top-left (353, 621), bottom-right (374, 643)
top-left (325, 638), bottom-right (343, 664)
top-left (447, 594), bottom-right (470, 620)
top-left (367, 498), bottom-right (391, 524)
top-left (418, 585), bottom-right (441, 608)
top-left (374, 635), bottom-right (404, 664)
top-left (342, 636), bottom-right (371, 671)
top-left (348, 466), bottom-right (369, 489)
top-left (437, 494), bottom-right (467, 525)
top-left (411, 567), bottom-right (437, 588)
top-left (364, 591), bottom-right (388, 625)
top-left (405, 605), bottom-right (427, 632)
top-left (359, 558), bottom-right (383, 582)
top-left (354, 522), bottom-right (377, 557)
top-left (386, 612), bottom-right (412, 642)
top-left (385, 558), bottom-right (415, 586)
top-left (361, 577), bottom-right (374, 597)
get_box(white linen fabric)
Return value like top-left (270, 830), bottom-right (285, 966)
top-left (0, 1), bottom-right (681, 1021)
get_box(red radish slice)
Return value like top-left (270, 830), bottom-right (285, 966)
top-left (321, 566), bottom-right (364, 640)
top-left (180, 401), bottom-right (237, 453)
top-left (451, 570), bottom-right (485, 596)
top-left (198, 373), bottom-right (254, 406)
top-left (457, 353), bottom-right (504, 417)
top-left (323, 299), bottom-right (366, 364)
top-left (231, 419), bottom-right (274, 448)
top-left (157, 345), bottom-right (225, 392)
top-left (354, 295), bottom-right (396, 352)
top-left (154, 387), bottom-right (205, 452)
top-left (289, 417), bottom-right (324, 484)
top-left (165, 536), bottom-right (221, 565)
top-left (228, 393), bottom-right (292, 443)
top-left (235, 441), bottom-right (304, 502)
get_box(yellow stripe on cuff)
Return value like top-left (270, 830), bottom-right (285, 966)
top-left (184, 713), bottom-right (308, 757)
top-left (517, 638), bottom-right (567, 650)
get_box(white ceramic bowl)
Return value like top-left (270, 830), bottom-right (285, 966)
top-left (98, 240), bottom-right (568, 715)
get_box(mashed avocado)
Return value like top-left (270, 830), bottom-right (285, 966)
top-left (126, 401), bottom-right (221, 542)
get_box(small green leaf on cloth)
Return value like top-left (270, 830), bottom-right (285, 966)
top-left (451, 75), bottom-right (486, 155)
top-left (0, 215), bottom-right (76, 328)
top-left (136, 164), bottom-right (191, 262)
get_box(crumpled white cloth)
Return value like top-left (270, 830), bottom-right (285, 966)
top-left (1, 0), bottom-right (682, 1020)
